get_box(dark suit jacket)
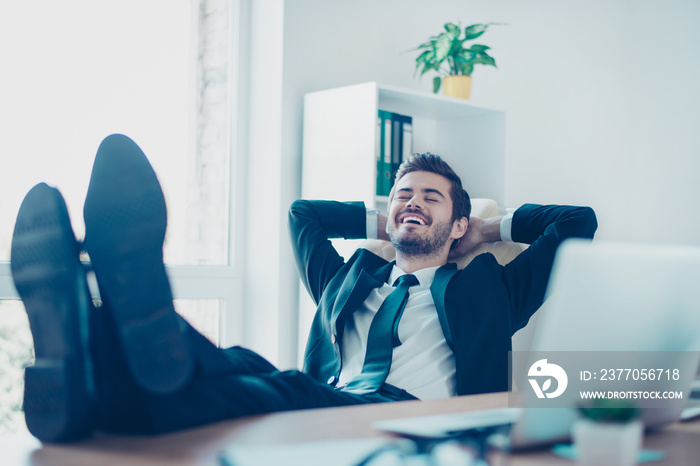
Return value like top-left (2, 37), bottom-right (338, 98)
top-left (288, 201), bottom-right (597, 397)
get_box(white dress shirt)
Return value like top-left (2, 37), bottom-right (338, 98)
top-left (337, 265), bottom-right (455, 399)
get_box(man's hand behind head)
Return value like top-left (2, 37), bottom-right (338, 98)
top-left (447, 216), bottom-right (505, 261)
top-left (448, 216), bottom-right (482, 260)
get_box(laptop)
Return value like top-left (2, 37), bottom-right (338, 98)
top-left (374, 239), bottom-right (700, 449)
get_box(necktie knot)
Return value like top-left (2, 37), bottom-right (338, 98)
top-left (393, 274), bottom-right (419, 288)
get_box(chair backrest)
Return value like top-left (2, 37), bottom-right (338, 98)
top-left (359, 199), bottom-right (527, 268)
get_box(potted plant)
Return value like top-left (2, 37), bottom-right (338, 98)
top-left (412, 22), bottom-right (498, 100)
top-left (572, 398), bottom-right (643, 466)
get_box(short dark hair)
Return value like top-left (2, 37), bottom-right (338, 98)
top-left (393, 152), bottom-right (471, 221)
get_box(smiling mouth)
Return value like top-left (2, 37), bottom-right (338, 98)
top-left (401, 216), bottom-right (427, 226)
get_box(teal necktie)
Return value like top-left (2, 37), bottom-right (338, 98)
top-left (342, 274), bottom-right (419, 394)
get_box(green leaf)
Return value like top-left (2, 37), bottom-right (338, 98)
top-left (457, 62), bottom-right (474, 76)
top-left (408, 36), bottom-right (438, 53)
top-left (472, 53), bottom-right (497, 68)
top-left (420, 62), bottom-right (439, 76)
top-left (448, 39), bottom-right (466, 57)
top-left (578, 399), bottom-right (639, 423)
top-left (432, 76), bottom-right (442, 93)
top-left (415, 49), bottom-right (433, 64)
top-left (454, 51), bottom-right (476, 63)
top-left (413, 21), bottom-right (500, 82)
top-left (469, 44), bottom-right (490, 52)
top-left (444, 22), bottom-right (460, 37)
top-left (434, 33), bottom-right (453, 61)
top-left (415, 50), bottom-right (437, 76)
top-left (464, 23), bottom-right (489, 41)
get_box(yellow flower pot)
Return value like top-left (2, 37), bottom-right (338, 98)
top-left (443, 75), bottom-right (472, 100)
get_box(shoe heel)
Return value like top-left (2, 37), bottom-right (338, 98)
top-left (121, 310), bottom-right (193, 393)
top-left (24, 360), bottom-right (93, 442)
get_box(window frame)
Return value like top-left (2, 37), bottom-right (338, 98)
top-left (0, 262), bottom-right (243, 348)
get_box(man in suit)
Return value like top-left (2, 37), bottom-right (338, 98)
top-left (11, 134), bottom-right (596, 442)
top-left (291, 154), bottom-right (597, 399)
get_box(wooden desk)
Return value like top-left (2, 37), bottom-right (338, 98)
top-left (3, 392), bottom-right (700, 465)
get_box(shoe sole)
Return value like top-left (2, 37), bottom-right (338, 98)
top-left (83, 134), bottom-right (194, 394)
top-left (11, 183), bottom-right (95, 442)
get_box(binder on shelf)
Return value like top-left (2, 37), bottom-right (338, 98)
top-left (376, 110), bottom-right (413, 197)
top-left (375, 112), bottom-right (383, 196)
top-left (383, 111), bottom-right (393, 195)
top-left (390, 113), bottom-right (413, 190)
top-left (390, 112), bottom-right (402, 190)
top-left (376, 110), bottom-right (393, 196)
top-left (402, 114), bottom-right (413, 163)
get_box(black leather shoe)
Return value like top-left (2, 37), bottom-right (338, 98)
top-left (83, 134), bottom-right (194, 394)
top-left (11, 183), bottom-right (96, 442)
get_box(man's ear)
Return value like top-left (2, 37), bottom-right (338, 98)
top-left (451, 217), bottom-right (468, 240)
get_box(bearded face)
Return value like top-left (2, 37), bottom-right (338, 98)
top-left (386, 171), bottom-right (461, 260)
top-left (387, 211), bottom-right (454, 258)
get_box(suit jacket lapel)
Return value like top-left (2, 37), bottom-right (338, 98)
top-left (330, 261), bottom-right (395, 338)
top-left (431, 263), bottom-right (459, 351)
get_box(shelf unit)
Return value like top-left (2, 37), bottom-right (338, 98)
top-left (301, 82), bottom-right (506, 213)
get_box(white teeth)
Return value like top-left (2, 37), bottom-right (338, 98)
top-left (402, 216), bottom-right (426, 225)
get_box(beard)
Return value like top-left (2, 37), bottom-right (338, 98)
top-left (388, 220), bottom-right (454, 258)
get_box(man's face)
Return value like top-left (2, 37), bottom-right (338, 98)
top-left (386, 171), bottom-right (461, 258)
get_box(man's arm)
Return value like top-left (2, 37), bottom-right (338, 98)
top-left (503, 204), bottom-right (598, 332)
top-left (447, 216), bottom-right (504, 259)
top-left (288, 200), bottom-right (368, 305)
top-left (376, 213), bottom-right (389, 241)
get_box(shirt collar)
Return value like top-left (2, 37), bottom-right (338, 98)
top-left (389, 264), bottom-right (440, 289)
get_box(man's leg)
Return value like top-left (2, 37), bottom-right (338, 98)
top-left (81, 134), bottom-right (288, 392)
top-left (137, 366), bottom-right (403, 434)
top-left (88, 301), bottom-right (284, 434)
top-left (88, 296), bottom-right (395, 434)
top-left (79, 134), bottom-right (412, 434)
top-left (12, 135), bottom-right (410, 440)
top-left (9, 183), bottom-right (292, 439)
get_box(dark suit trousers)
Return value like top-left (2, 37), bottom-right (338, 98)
top-left (89, 305), bottom-right (413, 435)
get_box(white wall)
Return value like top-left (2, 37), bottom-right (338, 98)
top-left (246, 0), bottom-right (700, 366)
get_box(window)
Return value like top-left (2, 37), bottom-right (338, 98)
top-left (0, 0), bottom-right (233, 265)
top-left (0, 0), bottom-right (242, 433)
top-left (0, 301), bottom-right (32, 433)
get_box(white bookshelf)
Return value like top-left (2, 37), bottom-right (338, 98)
top-left (301, 82), bottom-right (506, 214)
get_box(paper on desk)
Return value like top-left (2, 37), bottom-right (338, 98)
top-left (373, 407), bottom-right (522, 438)
top-left (222, 438), bottom-right (403, 466)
